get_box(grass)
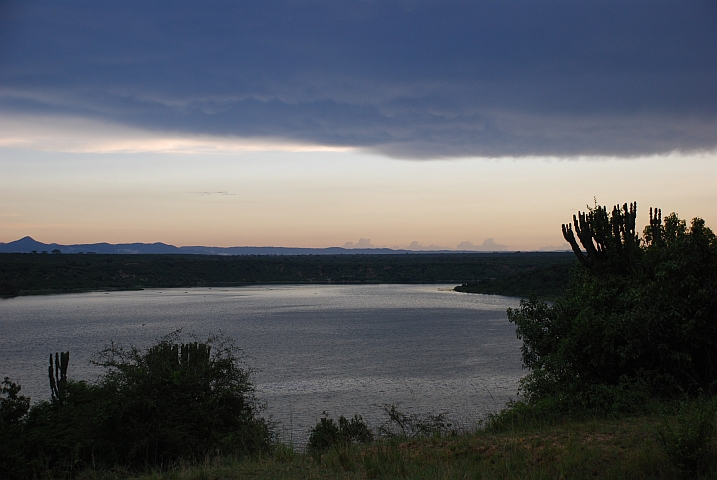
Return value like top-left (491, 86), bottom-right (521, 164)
top-left (74, 412), bottom-right (691, 480)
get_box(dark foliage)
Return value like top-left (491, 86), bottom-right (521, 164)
top-left (0, 334), bottom-right (271, 478)
top-left (0, 378), bottom-right (29, 426)
top-left (508, 203), bottom-right (717, 412)
top-left (0, 252), bottom-right (574, 295)
top-left (0, 378), bottom-right (31, 478)
top-left (377, 404), bottom-right (455, 439)
top-left (562, 202), bottom-right (640, 274)
top-left (91, 336), bottom-right (271, 466)
top-left (307, 413), bottom-right (373, 452)
top-left (657, 398), bottom-right (717, 478)
top-left (455, 262), bottom-right (574, 299)
top-left (0, 279), bottom-right (19, 297)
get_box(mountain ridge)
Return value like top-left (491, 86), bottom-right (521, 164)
top-left (0, 236), bottom-right (536, 255)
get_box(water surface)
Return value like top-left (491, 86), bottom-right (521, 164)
top-left (0, 284), bottom-right (524, 444)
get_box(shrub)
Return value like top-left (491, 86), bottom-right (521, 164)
top-left (657, 398), bottom-right (717, 477)
top-left (7, 333), bottom-right (272, 478)
top-left (307, 412), bottom-right (373, 452)
top-left (0, 378), bottom-right (31, 478)
top-left (24, 379), bottom-right (107, 476)
top-left (509, 203), bottom-right (717, 412)
top-left (0, 377), bottom-right (30, 426)
top-left (377, 404), bottom-right (455, 439)
top-left (90, 334), bottom-right (272, 466)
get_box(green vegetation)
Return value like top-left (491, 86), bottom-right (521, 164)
top-left (5, 363), bottom-right (711, 479)
top-left (0, 334), bottom-right (270, 479)
top-left (454, 262), bottom-right (573, 299)
top-left (307, 414), bottom-right (373, 453)
top-left (508, 203), bottom-right (717, 411)
top-left (0, 251), bottom-right (574, 297)
top-left (376, 404), bottom-right (455, 440)
top-left (656, 398), bottom-right (717, 477)
top-left (496, 202), bottom-right (717, 477)
top-left (36, 411), bottom-right (713, 479)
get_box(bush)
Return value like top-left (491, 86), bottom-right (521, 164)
top-left (23, 379), bottom-right (107, 476)
top-left (657, 398), bottom-right (717, 477)
top-left (377, 404), bottom-right (455, 439)
top-left (0, 377), bottom-right (30, 426)
top-left (3, 333), bottom-right (272, 478)
top-left (0, 378), bottom-right (31, 478)
top-left (307, 412), bottom-right (373, 452)
top-left (508, 203), bottom-right (717, 412)
top-left (89, 334), bottom-right (271, 466)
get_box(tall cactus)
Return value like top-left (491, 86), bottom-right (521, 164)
top-left (644, 207), bottom-right (663, 247)
top-left (562, 202), bottom-right (641, 273)
top-left (181, 342), bottom-right (210, 367)
top-left (146, 341), bottom-right (211, 378)
top-left (49, 351), bottom-right (69, 407)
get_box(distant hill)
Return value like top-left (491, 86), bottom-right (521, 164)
top-left (0, 236), bottom-right (393, 255)
top-left (0, 236), bottom-right (564, 255)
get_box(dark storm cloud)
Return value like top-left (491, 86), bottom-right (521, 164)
top-left (0, 0), bottom-right (715, 158)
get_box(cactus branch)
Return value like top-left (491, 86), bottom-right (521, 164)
top-left (49, 351), bottom-right (69, 406)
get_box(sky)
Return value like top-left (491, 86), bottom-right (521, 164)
top-left (1, 1), bottom-right (716, 250)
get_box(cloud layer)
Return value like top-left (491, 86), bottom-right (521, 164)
top-left (1, 1), bottom-right (715, 158)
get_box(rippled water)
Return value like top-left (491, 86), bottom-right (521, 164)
top-left (0, 284), bottom-right (524, 444)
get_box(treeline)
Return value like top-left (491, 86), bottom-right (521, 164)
top-left (454, 262), bottom-right (573, 299)
top-left (0, 252), bottom-right (574, 297)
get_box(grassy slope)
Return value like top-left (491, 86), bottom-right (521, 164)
top-left (122, 415), bottom-right (678, 480)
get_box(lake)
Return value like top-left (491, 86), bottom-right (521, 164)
top-left (0, 284), bottom-right (524, 444)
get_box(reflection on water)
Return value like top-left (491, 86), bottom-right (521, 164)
top-left (0, 284), bottom-right (524, 444)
